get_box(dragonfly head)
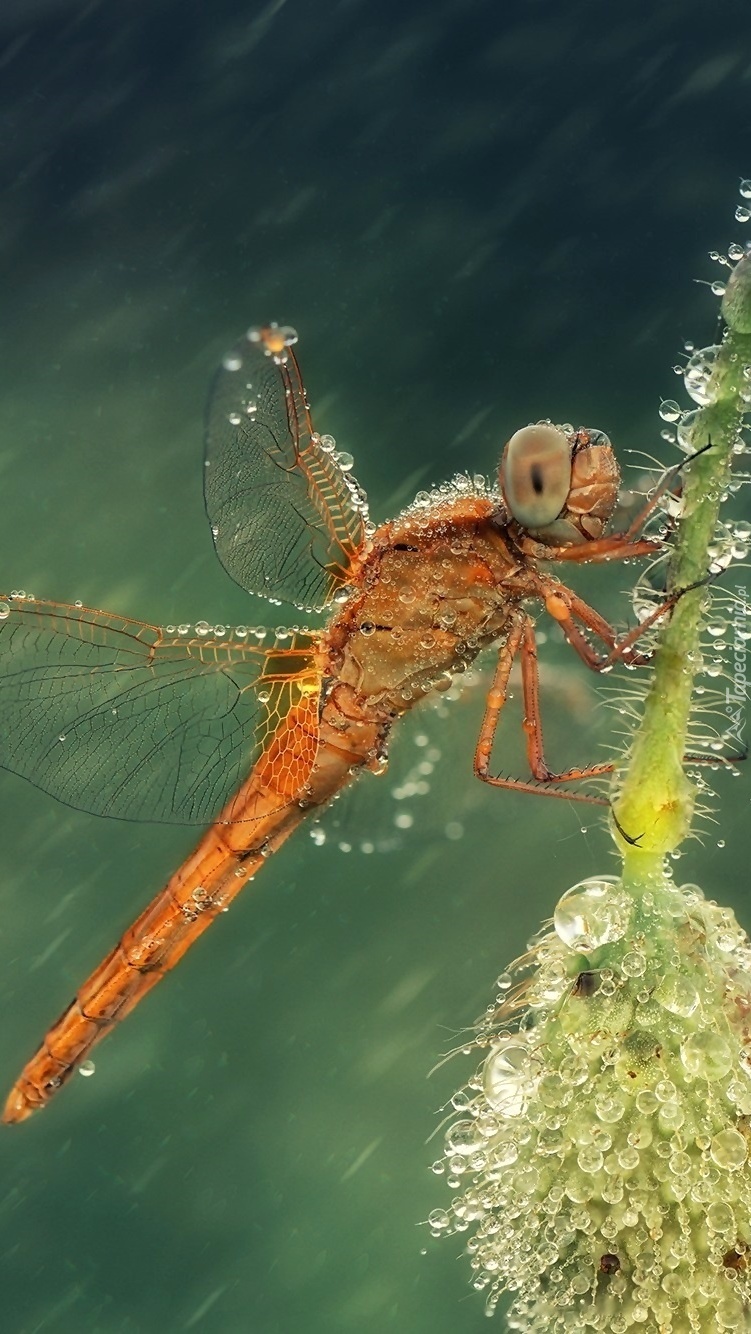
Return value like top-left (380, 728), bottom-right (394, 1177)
top-left (499, 423), bottom-right (620, 548)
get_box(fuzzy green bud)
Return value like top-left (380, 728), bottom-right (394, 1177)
top-left (433, 874), bottom-right (751, 1331)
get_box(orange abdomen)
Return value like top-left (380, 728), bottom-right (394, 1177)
top-left (3, 696), bottom-right (383, 1123)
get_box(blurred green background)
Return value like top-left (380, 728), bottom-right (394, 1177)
top-left (1, 1), bottom-right (750, 1331)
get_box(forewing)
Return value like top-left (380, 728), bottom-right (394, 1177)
top-left (205, 324), bottom-right (368, 612)
top-left (0, 596), bottom-right (321, 825)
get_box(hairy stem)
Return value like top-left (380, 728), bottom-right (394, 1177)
top-left (613, 255), bottom-right (751, 888)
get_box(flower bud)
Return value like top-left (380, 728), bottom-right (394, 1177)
top-left (434, 873), bottom-right (751, 1331)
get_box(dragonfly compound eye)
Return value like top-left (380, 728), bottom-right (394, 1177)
top-left (499, 424), bottom-right (572, 531)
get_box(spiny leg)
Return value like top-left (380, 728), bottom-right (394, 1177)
top-left (554, 536), bottom-right (663, 565)
top-left (474, 612), bottom-right (608, 806)
top-left (617, 439), bottom-right (715, 542)
top-left (545, 588), bottom-right (657, 670)
top-left (543, 580), bottom-right (711, 673)
top-left (518, 615), bottom-right (614, 786)
top-left (544, 588), bottom-right (747, 768)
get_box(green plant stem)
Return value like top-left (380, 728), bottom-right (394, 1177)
top-left (613, 271), bottom-right (751, 891)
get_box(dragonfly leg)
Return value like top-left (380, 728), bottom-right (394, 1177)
top-left (551, 567), bottom-right (723, 672)
top-left (474, 613), bottom-right (609, 806)
top-left (544, 586), bottom-right (748, 768)
top-left (553, 535), bottom-right (663, 565)
top-left (542, 582), bottom-right (695, 672)
top-left (474, 612), bottom-right (525, 781)
top-left (616, 439), bottom-right (714, 543)
top-left (683, 746), bottom-right (748, 766)
top-left (517, 616), bottom-right (613, 786)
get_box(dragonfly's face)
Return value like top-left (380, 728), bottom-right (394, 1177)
top-left (499, 423), bottom-right (620, 548)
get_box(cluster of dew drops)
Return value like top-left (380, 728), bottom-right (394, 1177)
top-left (405, 466), bottom-right (500, 518)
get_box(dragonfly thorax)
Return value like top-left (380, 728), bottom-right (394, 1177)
top-left (323, 495), bottom-right (531, 713)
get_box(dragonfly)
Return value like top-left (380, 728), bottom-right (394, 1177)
top-left (0, 323), bottom-right (673, 1124)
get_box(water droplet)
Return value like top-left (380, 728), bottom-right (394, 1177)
top-left (577, 1144), bottom-right (603, 1174)
top-left (482, 1037), bottom-right (537, 1117)
top-left (594, 1090), bottom-right (626, 1123)
top-left (654, 1078), bottom-right (677, 1103)
top-left (668, 1148), bottom-right (691, 1177)
top-left (427, 1208), bottom-right (451, 1232)
top-left (559, 1054), bottom-right (589, 1086)
top-left (717, 1294), bottom-right (746, 1330)
top-left (617, 1145), bottom-right (640, 1172)
top-left (676, 408), bottom-right (702, 454)
top-left (445, 1119), bottom-right (485, 1156)
top-left (79, 1060), bottom-right (95, 1078)
top-left (553, 877), bottom-right (630, 951)
top-left (654, 973), bottom-right (698, 1017)
top-left (635, 1089), bottom-right (658, 1116)
top-left (710, 1127), bottom-right (747, 1170)
top-left (620, 950), bottom-right (646, 978)
top-left (658, 1100), bottom-right (684, 1132)
top-left (707, 1200), bottom-right (736, 1233)
top-left (680, 1029), bottom-right (733, 1080)
top-left (684, 345), bottom-right (723, 405)
top-left (658, 399), bottom-right (682, 423)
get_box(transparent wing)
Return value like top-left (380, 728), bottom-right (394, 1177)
top-left (205, 324), bottom-right (368, 612)
top-left (0, 596), bottom-right (321, 825)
